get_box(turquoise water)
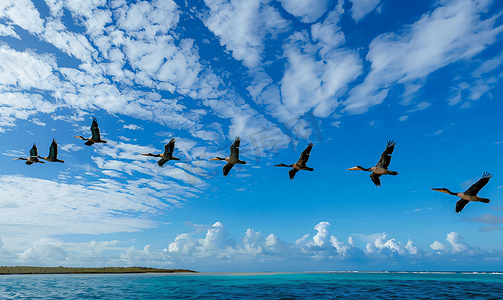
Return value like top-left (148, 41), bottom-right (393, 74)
top-left (1, 272), bottom-right (502, 299)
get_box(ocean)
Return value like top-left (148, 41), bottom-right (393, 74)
top-left (1, 272), bottom-right (502, 299)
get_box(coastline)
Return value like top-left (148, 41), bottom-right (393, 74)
top-left (0, 266), bottom-right (197, 275)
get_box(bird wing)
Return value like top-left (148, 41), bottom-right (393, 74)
top-left (230, 137), bottom-right (240, 160)
top-left (91, 118), bottom-right (101, 140)
top-left (223, 162), bottom-right (234, 176)
top-left (297, 143), bottom-right (314, 166)
top-left (464, 173), bottom-right (492, 196)
top-left (376, 140), bottom-right (395, 169)
top-left (370, 173), bottom-right (381, 187)
top-left (164, 138), bottom-right (175, 156)
top-left (157, 158), bottom-right (168, 167)
top-left (29, 144), bottom-right (38, 157)
top-left (288, 168), bottom-right (298, 180)
top-left (49, 139), bottom-right (58, 159)
top-left (455, 199), bottom-right (469, 213)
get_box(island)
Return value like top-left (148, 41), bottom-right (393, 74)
top-left (0, 266), bottom-right (197, 275)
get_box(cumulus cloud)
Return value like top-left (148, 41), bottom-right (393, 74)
top-left (1, 222), bottom-right (500, 270)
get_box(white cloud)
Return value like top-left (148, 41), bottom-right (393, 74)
top-left (123, 124), bottom-right (143, 130)
top-left (0, 45), bottom-right (63, 90)
top-left (311, 222), bottom-right (331, 247)
top-left (60, 144), bottom-right (84, 152)
top-left (430, 241), bottom-right (446, 251)
top-left (343, 0), bottom-right (503, 114)
top-left (0, 92), bottom-right (57, 132)
top-left (202, 0), bottom-right (290, 68)
top-left (446, 232), bottom-right (470, 253)
top-left (0, 0), bottom-right (45, 34)
top-left (349, 0), bottom-right (381, 22)
top-left (0, 23), bottom-right (20, 39)
top-left (0, 175), bottom-right (174, 251)
top-left (472, 51), bottom-right (503, 77)
top-left (278, 0), bottom-right (330, 23)
top-left (2, 149), bottom-right (25, 157)
top-left (0, 222), bottom-right (500, 269)
top-left (406, 101), bottom-right (430, 113)
top-left (277, 28), bottom-right (362, 121)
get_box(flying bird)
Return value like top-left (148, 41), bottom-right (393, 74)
top-left (274, 143), bottom-right (314, 180)
top-left (74, 118), bottom-right (107, 146)
top-left (141, 138), bottom-right (180, 167)
top-left (39, 139), bottom-right (65, 163)
top-left (431, 172), bottom-right (492, 213)
top-left (209, 137), bottom-right (246, 176)
top-left (12, 144), bottom-right (45, 165)
top-left (347, 140), bottom-right (398, 187)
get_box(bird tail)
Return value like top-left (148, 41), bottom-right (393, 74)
top-left (171, 156), bottom-right (181, 161)
top-left (480, 198), bottom-right (490, 203)
top-left (389, 171), bottom-right (398, 175)
top-left (238, 160), bottom-right (246, 164)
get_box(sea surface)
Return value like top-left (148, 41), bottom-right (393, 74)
top-left (1, 272), bottom-right (502, 299)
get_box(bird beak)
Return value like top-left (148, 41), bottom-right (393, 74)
top-left (347, 167), bottom-right (360, 171)
top-left (431, 188), bottom-right (449, 194)
top-left (209, 158), bottom-right (219, 161)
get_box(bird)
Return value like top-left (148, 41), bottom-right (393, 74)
top-left (141, 138), bottom-right (180, 167)
top-left (431, 172), bottom-right (492, 213)
top-left (38, 139), bottom-right (64, 163)
top-left (12, 144), bottom-right (45, 165)
top-left (209, 137), bottom-right (246, 176)
top-left (74, 118), bottom-right (107, 146)
top-left (347, 140), bottom-right (398, 187)
top-left (274, 143), bottom-right (314, 180)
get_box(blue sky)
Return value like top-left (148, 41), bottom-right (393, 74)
top-left (0, 0), bottom-right (502, 271)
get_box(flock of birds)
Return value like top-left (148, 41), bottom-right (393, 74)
top-left (13, 118), bottom-right (493, 213)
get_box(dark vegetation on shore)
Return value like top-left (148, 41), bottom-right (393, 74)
top-left (0, 266), bottom-right (197, 275)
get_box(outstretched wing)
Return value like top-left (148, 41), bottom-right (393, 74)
top-left (297, 143), bottom-right (314, 167)
top-left (464, 172), bottom-right (492, 196)
top-left (48, 139), bottom-right (58, 159)
top-left (29, 144), bottom-right (38, 157)
top-left (230, 137), bottom-right (240, 160)
top-left (376, 140), bottom-right (395, 169)
top-left (370, 173), bottom-right (381, 187)
top-left (164, 138), bottom-right (176, 156)
top-left (455, 199), bottom-right (469, 213)
top-left (157, 158), bottom-right (168, 167)
top-left (288, 168), bottom-right (298, 180)
top-left (223, 163), bottom-right (234, 176)
top-left (91, 118), bottom-right (101, 140)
